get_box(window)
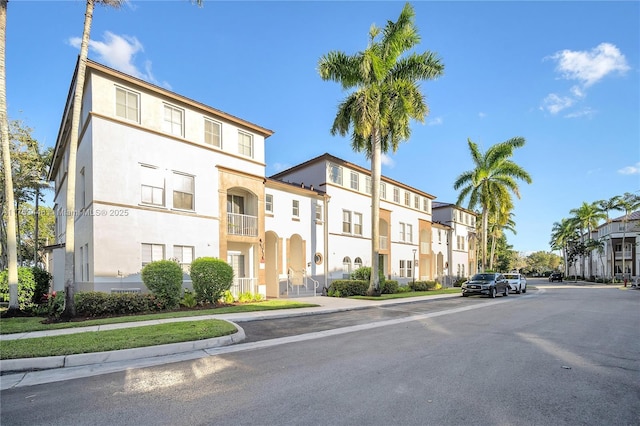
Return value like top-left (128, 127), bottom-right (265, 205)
top-left (438, 229), bottom-right (442, 243)
top-left (414, 195), bottom-right (420, 209)
top-left (343, 210), bottom-right (352, 233)
top-left (380, 182), bottom-right (386, 199)
top-left (204, 118), bottom-right (221, 148)
top-left (265, 194), bottom-right (273, 213)
top-left (407, 260), bottom-right (413, 278)
top-left (315, 204), bottom-right (323, 221)
top-left (79, 167), bottom-right (86, 209)
top-left (329, 164), bottom-right (342, 185)
top-left (115, 87), bottom-right (139, 122)
top-left (142, 243), bottom-right (164, 267)
top-left (79, 244), bottom-right (89, 281)
top-left (399, 260), bottom-right (406, 278)
top-left (343, 256), bottom-right (352, 279)
top-left (354, 257), bottom-right (363, 269)
top-left (174, 245), bottom-right (194, 272)
top-left (292, 200), bottom-right (300, 217)
top-left (404, 191), bottom-right (411, 206)
top-left (393, 187), bottom-right (400, 203)
top-left (422, 197), bottom-right (428, 212)
top-left (354, 212), bottom-right (363, 236)
top-left (163, 104), bottom-right (184, 137)
top-left (141, 165), bottom-right (164, 206)
top-left (399, 222), bottom-right (406, 242)
top-left (406, 224), bottom-right (413, 243)
top-left (238, 131), bottom-right (253, 157)
top-left (227, 194), bottom-right (244, 214)
top-left (365, 176), bottom-right (371, 194)
top-left (350, 171), bottom-right (359, 190)
top-left (173, 173), bottom-right (194, 210)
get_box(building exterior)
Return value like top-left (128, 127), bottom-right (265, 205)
top-left (591, 211), bottom-right (639, 281)
top-left (432, 202), bottom-right (478, 283)
top-left (47, 60), bottom-right (474, 298)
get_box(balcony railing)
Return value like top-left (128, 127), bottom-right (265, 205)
top-left (379, 235), bottom-right (388, 250)
top-left (614, 250), bottom-right (633, 260)
top-left (230, 277), bottom-right (258, 298)
top-left (227, 213), bottom-right (258, 237)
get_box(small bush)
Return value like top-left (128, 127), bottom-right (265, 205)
top-left (351, 266), bottom-right (386, 285)
top-left (141, 260), bottom-right (184, 309)
top-left (409, 280), bottom-right (441, 291)
top-left (237, 292), bottom-right (263, 303)
top-left (31, 267), bottom-right (52, 304)
top-left (380, 280), bottom-right (399, 294)
top-left (327, 280), bottom-right (369, 297)
top-left (189, 257), bottom-right (234, 304)
top-left (453, 278), bottom-right (466, 287)
top-left (46, 291), bottom-right (65, 318)
top-left (396, 285), bottom-right (412, 293)
top-left (75, 292), bottom-right (165, 317)
top-left (0, 267), bottom-right (36, 311)
top-left (181, 290), bottom-right (197, 308)
top-left (221, 290), bottom-right (235, 304)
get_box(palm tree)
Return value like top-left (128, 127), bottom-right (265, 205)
top-left (62, 0), bottom-right (125, 318)
top-left (616, 192), bottom-right (640, 280)
top-left (488, 209), bottom-right (516, 271)
top-left (550, 217), bottom-right (579, 277)
top-left (597, 196), bottom-right (621, 280)
top-left (454, 137), bottom-right (532, 272)
top-left (0, 0), bottom-right (19, 310)
top-left (318, 3), bottom-right (444, 295)
top-left (569, 201), bottom-right (606, 279)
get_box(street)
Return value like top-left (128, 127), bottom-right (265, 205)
top-left (1, 279), bottom-right (639, 425)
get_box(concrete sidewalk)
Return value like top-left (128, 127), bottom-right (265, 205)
top-left (0, 293), bottom-right (460, 389)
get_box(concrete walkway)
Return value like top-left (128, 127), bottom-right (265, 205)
top-left (0, 293), bottom-right (460, 389)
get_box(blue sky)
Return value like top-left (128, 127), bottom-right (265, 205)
top-left (6, 1), bottom-right (639, 254)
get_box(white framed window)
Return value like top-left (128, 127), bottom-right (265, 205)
top-left (329, 163), bottom-right (343, 185)
top-left (79, 244), bottom-right (89, 281)
top-left (393, 187), bottom-right (400, 203)
top-left (354, 212), bottom-right (363, 236)
top-left (115, 86), bottom-right (139, 122)
top-left (423, 198), bottom-right (428, 212)
top-left (204, 118), bottom-right (221, 148)
top-left (404, 191), bottom-right (411, 206)
top-left (399, 259), bottom-right (406, 278)
top-left (79, 167), bottom-right (86, 209)
top-left (365, 176), bottom-right (372, 194)
top-left (406, 224), bottom-right (413, 243)
top-left (174, 245), bottom-right (194, 272)
top-left (414, 195), bottom-right (420, 209)
top-left (172, 172), bottom-right (194, 210)
top-left (407, 260), bottom-right (413, 278)
top-left (315, 204), bottom-right (323, 221)
top-left (238, 131), bottom-right (253, 157)
top-left (141, 165), bottom-right (165, 206)
top-left (163, 104), bottom-right (184, 137)
top-left (399, 222), bottom-right (406, 242)
top-left (354, 257), bottom-right (363, 269)
top-left (342, 210), bottom-right (352, 234)
top-left (350, 171), bottom-right (359, 191)
top-left (343, 256), bottom-right (352, 279)
top-left (380, 182), bottom-right (386, 199)
top-left (292, 199), bottom-right (300, 217)
top-left (265, 194), bottom-right (273, 213)
top-left (142, 243), bottom-right (164, 267)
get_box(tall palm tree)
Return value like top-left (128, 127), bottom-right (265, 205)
top-left (488, 209), bottom-right (515, 271)
top-left (597, 196), bottom-right (621, 280)
top-left (318, 3), bottom-right (444, 295)
top-left (454, 137), bottom-right (532, 272)
top-left (550, 217), bottom-right (579, 277)
top-left (616, 192), bottom-right (640, 280)
top-left (0, 0), bottom-right (19, 310)
top-left (569, 201), bottom-right (605, 279)
top-left (62, 0), bottom-right (125, 318)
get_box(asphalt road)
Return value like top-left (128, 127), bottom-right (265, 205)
top-left (1, 280), bottom-right (639, 426)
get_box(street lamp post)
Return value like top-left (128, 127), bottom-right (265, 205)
top-left (412, 248), bottom-right (417, 285)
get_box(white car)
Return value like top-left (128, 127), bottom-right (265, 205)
top-left (504, 273), bottom-right (527, 294)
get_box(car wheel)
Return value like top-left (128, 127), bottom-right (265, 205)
top-left (490, 287), bottom-right (496, 298)
top-left (503, 286), bottom-right (509, 296)
top-left (522, 285), bottom-right (527, 294)
top-left (462, 293), bottom-right (468, 297)
top-left (516, 285), bottom-right (521, 294)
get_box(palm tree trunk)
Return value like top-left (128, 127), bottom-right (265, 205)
top-left (0, 0), bottom-right (19, 310)
top-left (367, 129), bottom-right (381, 296)
top-left (63, 0), bottom-right (95, 318)
top-left (481, 206), bottom-right (488, 272)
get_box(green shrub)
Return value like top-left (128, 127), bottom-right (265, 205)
top-left (327, 279), bottom-right (369, 297)
top-left (396, 285), bottom-right (412, 293)
top-left (380, 280), bottom-right (399, 294)
top-left (237, 292), bottom-right (263, 303)
top-left (31, 267), bottom-right (52, 304)
top-left (221, 290), bottom-right (235, 304)
top-left (46, 291), bottom-right (65, 319)
top-left (409, 280), bottom-right (441, 291)
top-left (351, 267), bottom-right (386, 285)
top-left (189, 257), bottom-right (234, 304)
top-left (0, 267), bottom-right (36, 311)
top-left (181, 290), bottom-right (198, 308)
top-left (75, 292), bottom-right (165, 317)
top-left (453, 278), bottom-right (466, 287)
top-left (141, 260), bottom-right (184, 309)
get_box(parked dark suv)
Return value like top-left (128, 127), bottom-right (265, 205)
top-left (461, 273), bottom-right (509, 298)
top-left (549, 272), bottom-right (563, 282)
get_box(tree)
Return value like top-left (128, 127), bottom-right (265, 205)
top-left (62, 0), bottom-right (125, 318)
top-left (454, 137), bottom-right (532, 272)
top-left (0, 0), bottom-right (18, 310)
top-left (487, 207), bottom-right (515, 271)
top-left (569, 201), bottom-right (605, 279)
top-left (550, 217), bottom-right (579, 277)
top-left (318, 3), bottom-right (444, 295)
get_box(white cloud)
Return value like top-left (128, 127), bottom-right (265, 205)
top-left (69, 31), bottom-right (164, 86)
top-left (427, 116), bottom-right (443, 126)
top-left (618, 162), bottom-right (640, 175)
top-left (381, 153), bottom-right (395, 167)
top-left (564, 107), bottom-right (596, 119)
top-left (551, 43), bottom-right (629, 87)
top-left (542, 43), bottom-right (629, 116)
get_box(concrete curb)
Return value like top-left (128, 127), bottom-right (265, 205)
top-left (0, 322), bottom-right (246, 374)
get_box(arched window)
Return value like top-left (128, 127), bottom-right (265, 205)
top-left (354, 257), bottom-right (363, 269)
top-left (343, 256), bottom-right (352, 279)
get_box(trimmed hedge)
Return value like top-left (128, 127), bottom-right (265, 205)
top-left (328, 280), bottom-right (369, 297)
top-left (75, 292), bottom-right (167, 317)
top-left (409, 280), bottom-right (442, 291)
top-left (141, 260), bottom-right (183, 309)
top-left (189, 257), bottom-right (234, 304)
top-left (0, 267), bottom-right (36, 310)
top-left (380, 280), bottom-right (399, 294)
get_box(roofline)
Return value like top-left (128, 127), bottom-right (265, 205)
top-left (432, 202), bottom-right (478, 217)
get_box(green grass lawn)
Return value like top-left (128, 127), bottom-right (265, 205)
top-left (352, 288), bottom-right (461, 300)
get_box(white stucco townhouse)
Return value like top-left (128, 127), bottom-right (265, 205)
top-left (432, 202), bottom-right (478, 282)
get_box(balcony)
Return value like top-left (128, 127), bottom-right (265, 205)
top-left (379, 235), bottom-right (388, 250)
top-left (614, 250), bottom-right (633, 260)
top-left (227, 212), bottom-right (258, 237)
